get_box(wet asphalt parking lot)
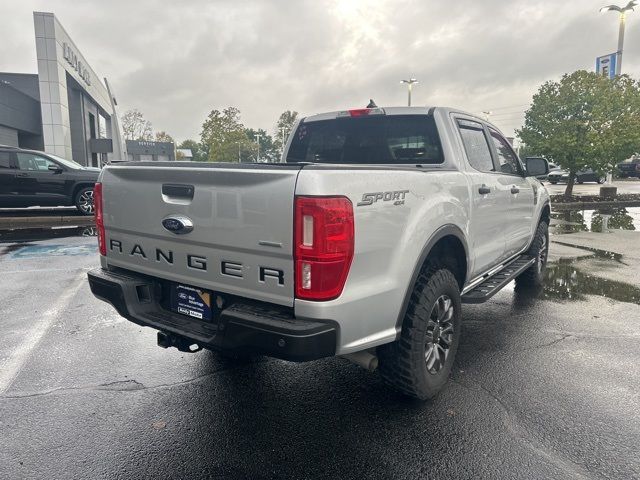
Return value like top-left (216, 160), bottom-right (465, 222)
top-left (0, 225), bottom-right (639, 480)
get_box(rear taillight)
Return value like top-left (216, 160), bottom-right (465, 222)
top-left (94, 182), bottom-right (106, 256)
top-left (294, 196), bottom-right (354, 301)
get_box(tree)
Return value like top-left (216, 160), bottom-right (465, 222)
top-left (200, 107), bottom-right (252, 162)
top-left (273, 110), bottom-right (298, 158)
top-left (121, 109), bottom-right (153, 141)
top-left (178, 139), bottom-right (208, 162)
top-left (245, 128), bottom-right (277, 162)
top-left (155, 131), bottom-right (175, 144)
top-left (518, 71), bottom-right (640, 197)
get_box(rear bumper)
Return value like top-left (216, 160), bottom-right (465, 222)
top-left (87, 267), bottom-right (337, 362)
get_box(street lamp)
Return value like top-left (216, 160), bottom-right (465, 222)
top-left (400, 78), bottom-right (418, 106)
top-left (600, 0), bottom-right (638, 75)
top-left (599, 1), bottom-right (637, 184)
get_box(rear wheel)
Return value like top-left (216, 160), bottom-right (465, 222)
top-left (597, 176), bottom-right (606, 184)
top-left (515, 221), bottom-right (549, 289)
top-left (378, 268), bottom-right (461, 400)
top-left (550, 180), bottom-right (558, 184)
top-left (75, 187), bottom-right (94, 215)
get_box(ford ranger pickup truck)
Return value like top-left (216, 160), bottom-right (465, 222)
top-left (88, 106), bottom-right (550, 400)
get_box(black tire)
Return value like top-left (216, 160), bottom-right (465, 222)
top-left (378, 268), bottom-right (461, 400)
top-left (74, 186), bottom-right (95, 215)
top-left (515, 221), bottom-right (549, 289)
top-left (550, 180), bottom-right (558, 184)
top-left (597, 176), bottom-right (606, 184)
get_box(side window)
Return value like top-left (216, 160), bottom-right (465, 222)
top-left (0, 151), bottom-right (12, 169)
top-left (16, 153), bottom-right (58, 171)
top-left (489, 129), bottom-right (523, 176)
top-left (457, 120), bottom-right (494, 172)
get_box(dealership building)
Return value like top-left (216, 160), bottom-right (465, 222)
top-left (0, 12), bottom-right (125, 166)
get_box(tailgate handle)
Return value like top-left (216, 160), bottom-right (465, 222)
top-left (162, 184), bottom-right (194, 199)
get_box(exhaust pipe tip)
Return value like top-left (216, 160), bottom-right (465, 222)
top-left (341, 350), bottom-right (378, 372)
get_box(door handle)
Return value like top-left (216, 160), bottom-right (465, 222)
top-left (478, 185), bottom-right (491, 195)
top-left (510, 186), bottom-right (520, 194)
top-left (15, 173), bottom-right (29, 177)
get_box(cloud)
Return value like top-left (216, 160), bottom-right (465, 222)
top-left (1, 0), bottom-right (638, 140)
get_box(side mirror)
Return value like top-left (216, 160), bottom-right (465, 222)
top-left (526, 157), bottom-right (549, 177)
top-left (48, 164), bottom-right (63, 173)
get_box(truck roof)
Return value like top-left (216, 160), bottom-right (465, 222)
top-left (302, 106), bottom-right (488, 125)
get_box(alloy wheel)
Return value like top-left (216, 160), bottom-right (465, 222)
top-left (424, 294), bottom-right (455, 374)
top-left (78, 190), bottom-right (95, 214)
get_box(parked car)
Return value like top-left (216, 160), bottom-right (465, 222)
top-left (548, 168), bottom-right (605, 184)
top-left (88, 105), bottom-right (550, 400)
top-left (617, 155), bottom-right (640, 178)
top-left (0, 145), bottom-right (99, 214)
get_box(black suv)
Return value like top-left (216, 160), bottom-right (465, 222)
top-left (0, 146), bottom-right (100, 215)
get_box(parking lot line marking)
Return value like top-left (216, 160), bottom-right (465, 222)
top-left (0, 273), bottom-right (85, 396)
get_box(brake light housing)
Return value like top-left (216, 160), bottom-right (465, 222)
top-left (94, 182), bottom-right (106, 256)
top-left (294, 196), bottom-right (354, 301)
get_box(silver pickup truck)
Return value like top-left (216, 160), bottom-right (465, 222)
top-left (88, 106), bottom-right (550, 399)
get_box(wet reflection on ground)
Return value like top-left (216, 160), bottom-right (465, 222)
top-left (0, 226), bottom-right (97, 244)
top-left (551, 207), bottom-right (640, 234)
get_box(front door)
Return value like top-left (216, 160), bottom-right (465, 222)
top-left (15, 153), bottom-right (68, 206)
top-left (486, 128), bottom-right (534, 257)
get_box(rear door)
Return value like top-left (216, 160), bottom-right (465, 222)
top-left (0, 150), bottom-right (19, 206)
top-left (455, 118), bottom-right (506, 276)
top-left (486, 128), bottom-right (534, 257)
top-left (101, 164), bottom-right (302, 307)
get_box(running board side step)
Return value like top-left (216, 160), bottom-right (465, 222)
top-left (461, 255), bottom-right (536, 304)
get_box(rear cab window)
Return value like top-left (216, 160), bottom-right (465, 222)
top-left (286, 114), bottom-right (443, 165)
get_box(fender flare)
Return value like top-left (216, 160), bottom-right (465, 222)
top-left (394, 224), bottom-right (469, 331)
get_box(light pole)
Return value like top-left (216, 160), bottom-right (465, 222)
top-left (280, 127), bottom-right (288, 156)
top-left (255, 133), bottom-right (262, 163)
top-left (600, 1), bottom-right (638, 75)
top-left (400, 78), bottom-right (418, 106)
top-left (482, 111), bottom-right (492, 121)
top-left (599, 1), bottom-right (637, 183)
top-left (237, 142), bottom-right (241, 163)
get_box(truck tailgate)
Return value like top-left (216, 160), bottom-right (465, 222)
top-left (100, 163), bottom-right (302, 307)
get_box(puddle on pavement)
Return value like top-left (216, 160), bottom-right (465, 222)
top-left (541, 263), bottom-right (640, 305)
top-left (551, 207), bottom-right (640, 234)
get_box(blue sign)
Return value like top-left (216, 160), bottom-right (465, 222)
top-left (596, 53), bottom-right (618, 80)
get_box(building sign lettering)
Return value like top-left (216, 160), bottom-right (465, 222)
top-left (62, 42), bottom-right (91, 86)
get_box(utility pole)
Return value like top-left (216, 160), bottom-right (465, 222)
top-left (482, 111), bottom-right (492, 121)
top-left (237, 142), bottom-right (241, 163)
top-left (255, 133), bottom-right (262, 163)
top-left (400, 78), bottom-right (418, 106)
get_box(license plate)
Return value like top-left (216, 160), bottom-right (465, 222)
top-left (170, 284), bottom-right (213, 321)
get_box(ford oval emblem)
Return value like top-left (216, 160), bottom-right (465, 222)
top-left (162, 215), bottom-right (194, 235)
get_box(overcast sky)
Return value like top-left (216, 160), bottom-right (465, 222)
top-left (1, 0), bottom-right (639, 141)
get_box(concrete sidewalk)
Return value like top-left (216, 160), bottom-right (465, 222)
top-left (549, 230), bottom-right (640, 286)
